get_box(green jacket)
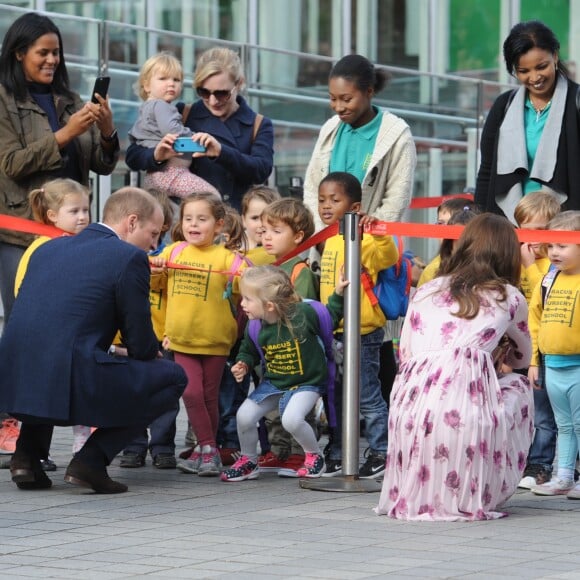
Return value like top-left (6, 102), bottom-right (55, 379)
top-left (0, 84), bottom-right (119, 247)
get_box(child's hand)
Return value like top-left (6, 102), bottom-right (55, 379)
top-left (358, 212), bottom-right (376, 228)
top-left (149, 256), bottom-right (167, 274)
top-left (335, 268), bottom-right (350, 296)
top-left (520, 243), bottom-right (536, 268)
top-left (230, 361), bottom-right (248, 383)
top-left (162, 336), bottom-right (171, 351)
top-left (528, 365), bottom-right (541, 389)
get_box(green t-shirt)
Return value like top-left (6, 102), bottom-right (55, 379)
top-left (329, 106), bottom-right (383, 183)
top-left (279, 256), bottom-right (319, 300)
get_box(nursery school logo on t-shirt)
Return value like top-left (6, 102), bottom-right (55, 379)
top-left (149, 289), bottom-right (163, 310)
top-left (264, 339), bottom-right (304, 376)
top-left (171, 266), bottom-right (210, 300)
top-left (544, 288), bottom-right (578, 326)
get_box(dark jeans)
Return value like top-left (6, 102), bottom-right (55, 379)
top-left (325, 327), bottom-right (388, 460)
top-left (123, 403), bottom-right (179, 457)
top-left (528, 386), bottom-right (557, 469)
top-left (123, 349), bottom-right (179, 456)
top-left (217, 359), bottom-right (250, 449)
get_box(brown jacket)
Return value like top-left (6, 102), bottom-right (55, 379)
top-left (0, 84), bottom-right (119, 247)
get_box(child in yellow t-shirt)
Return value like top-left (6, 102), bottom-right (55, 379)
top-left (528, 211), bottom-right (580, 498)
top-left (513, 189), bottom-right (562, 489)
top-left (318, 171), bottom-right (398, 479)
top-left (15, 179), bottom-right (90, 467)
top-left (514, 189), bottom-right (561, 301)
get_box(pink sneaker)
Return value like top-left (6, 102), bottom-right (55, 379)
top-left (221, 455), bottom-right (259, 482)
top-left (296, 452), bottom-right (326, 478)
top-left (0, 419), bottom-right (19, 454)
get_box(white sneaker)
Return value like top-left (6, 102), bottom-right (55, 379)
top-left (531, 477), bottom-right (574, 496)
top-left (518, 475), bottom-right (537, 490)
top-left (566, 484), bottom-right (580, 500)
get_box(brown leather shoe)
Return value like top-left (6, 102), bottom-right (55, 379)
top-left (64, 458), bottom-right (128, 494)
top-left (11, 454), bottom-right (52, 489)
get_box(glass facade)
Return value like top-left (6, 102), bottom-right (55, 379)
top-left (0, 0), bottom-right (576, 260)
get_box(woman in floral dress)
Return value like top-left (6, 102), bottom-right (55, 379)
top-left (376, 214), bottom-right (533, 521)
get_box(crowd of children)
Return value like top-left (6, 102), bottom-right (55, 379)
top-left (3, 47), bottom-right (580, 512)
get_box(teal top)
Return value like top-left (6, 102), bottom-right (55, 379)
top-left (545, 354), bottom-right (580, 368)
top-left (524, 97), bottom-right (552, 195)
top-left (329, 106), bottom-right (382, 183)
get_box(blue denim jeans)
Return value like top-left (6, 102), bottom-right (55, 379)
top-left (527, 386), bottom-right (557, 469)
top-left (325, 327), bottom-right (388, 460)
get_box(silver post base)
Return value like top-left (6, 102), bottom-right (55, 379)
top-left (299, 475), bottom-right (382, 493)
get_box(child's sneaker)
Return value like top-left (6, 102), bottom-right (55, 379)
top-left (531, 476), bottom-right (574, 496)
top-left (567, 484), bottom-right (580, 500)
top-left (176, 449), bottom-right (202, 474)
top-left (359, 449), bottom-right (386, 479)
top-left (321, 458), bottom-right (342, 477)
top-left (221, 455), bottom-right (259, 482)
top-left (258, 451), bottom-right (286, 472)
top-left (0, 418), bottom-right (19, 454)
top-left (296, 452), bottom-right (325, 478)
top-left (518, 463), bottom-right (552, 489)
top-left (198, 448), bottom-right (222, 477)
top-left (277, 454), bottom-right (307, 478)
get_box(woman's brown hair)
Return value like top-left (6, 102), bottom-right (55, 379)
top-left (437, 213), bottom-right (521, 319)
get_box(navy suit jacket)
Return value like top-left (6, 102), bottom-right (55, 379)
top-left (0, 223), bottom-right (186, 427)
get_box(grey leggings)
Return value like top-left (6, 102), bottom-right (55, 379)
top-left (237, 391), bottom-right (320, 461)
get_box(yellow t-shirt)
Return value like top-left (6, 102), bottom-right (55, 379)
top-left (320, 232), bottom-right (398, 334)
top-left (151, 242), bottom-right (246, 355)
top-left (528, 272), bottom-right (580, 366)
top-left (520, 257), bottom-right (551, 303)
top-left (416, 255), bottom-right (441, 288)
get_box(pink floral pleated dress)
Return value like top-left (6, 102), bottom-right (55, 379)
top-left (375, 277), bottom-right (533, 521)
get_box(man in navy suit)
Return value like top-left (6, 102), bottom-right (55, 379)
top-left (0, 187), bottom-right (187, 493)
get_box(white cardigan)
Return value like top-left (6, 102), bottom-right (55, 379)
top-left (303, 112), bottom-right (416, 230)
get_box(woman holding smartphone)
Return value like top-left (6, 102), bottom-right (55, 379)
top-left (0, 12), bottom-right (119, 454)
top-left (0, 12), bottom-right (119, 325)
top-left (126, 47), bottom-right (274, 211)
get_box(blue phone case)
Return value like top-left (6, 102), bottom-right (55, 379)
top-left (173, 138), bottom-right (206, 153)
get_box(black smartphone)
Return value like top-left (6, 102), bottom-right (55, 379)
top-left (91, 76), bottom-right (110, 103)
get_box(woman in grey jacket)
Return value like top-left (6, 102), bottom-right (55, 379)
top-left (303, 54), bottom-right (416, 231)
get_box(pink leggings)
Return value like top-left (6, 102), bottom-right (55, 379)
top-left (174, 353), bottom-right (227, 448)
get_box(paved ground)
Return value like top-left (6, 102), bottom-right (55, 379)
top-left (1, 409), bottom-right (579, 580)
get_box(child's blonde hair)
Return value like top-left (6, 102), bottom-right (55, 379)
top-left (28, 178), bottom-right (90, 225)
top-left (240, 185), bottom-right (280, 217)
top-left (241, 265), bottom-right (301, 330)
top-left (261, 198), bottom-right (315, 240)
top-left (514, 189), bottom-right (561, 227)
top-left (135, 52), bottom-right (183, 100)
top-left (548, 210), bottom-right (580, 234)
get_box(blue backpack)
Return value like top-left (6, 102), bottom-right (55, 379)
top-left (247, 299), bottom-right (338, 427)
top-left (362, 235), bottom-right (412, 320)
